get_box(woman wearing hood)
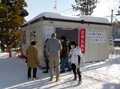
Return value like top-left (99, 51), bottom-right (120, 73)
top-left (69, 41), bottom-right (85, 84)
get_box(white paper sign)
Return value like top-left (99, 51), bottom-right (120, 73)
top-left (88, 32), bottom-right (106, 37)
top-left (45, 26), bottom-right (54, 39)
top-left (90, 38), bottom-right (108, 43)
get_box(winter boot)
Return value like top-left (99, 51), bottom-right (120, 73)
top-left (60, 70), bottom-right (65, 73)
top-left (50, 77), bottom-right (54, 81)
top-left (43, 70), bottom-right (48, 73)
top-left (56, 77), bottom-right (61, 82)
top-left (78, 77), bottom-right (82, 84)
top-left (32, 77), bottom-right (39, 80)
top-left (73, 75), bottom-right (77, 81)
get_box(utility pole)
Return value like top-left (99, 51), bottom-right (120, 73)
top-left (54, 0), bottom-right (57, 12)
top-left (111, 10), bottom-right (114, 25)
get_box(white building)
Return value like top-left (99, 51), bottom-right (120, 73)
top-left (22, 12), bottom-right (112, 66)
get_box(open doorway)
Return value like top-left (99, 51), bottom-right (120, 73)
top-left (56, 27), bottom-right (79, 50)
top-left (56, 27), bottom-right (78, 42)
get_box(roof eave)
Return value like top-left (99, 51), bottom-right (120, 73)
top-left (22, 16), bottom-right (111, 28)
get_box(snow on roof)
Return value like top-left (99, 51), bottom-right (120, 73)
top-left (24, 12), bottom-right (110, 25)
top-left (114, 38), bottom-right (120, 41)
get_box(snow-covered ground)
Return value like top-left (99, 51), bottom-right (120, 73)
top-left (0, 53), bottom-right (120, 89)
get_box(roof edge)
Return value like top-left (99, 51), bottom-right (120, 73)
top-left (22, 16), bottom-right (111, 28)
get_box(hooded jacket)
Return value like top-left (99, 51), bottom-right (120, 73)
top-left (69, 46), bottom-right (85, 65)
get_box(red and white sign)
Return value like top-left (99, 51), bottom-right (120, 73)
top-left (78, 28), bottom-right (86, 54)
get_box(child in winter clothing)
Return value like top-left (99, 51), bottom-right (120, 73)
top-left (69, 41), bottom-right (85, 84)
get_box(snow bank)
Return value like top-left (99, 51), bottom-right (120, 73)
top-left (0, 52), bottom-right (20, 59)
top-left (0, 52), bottom-right (9, 59)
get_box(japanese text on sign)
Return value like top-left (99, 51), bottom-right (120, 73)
top-left (79, 28), bottom-right (86, 54)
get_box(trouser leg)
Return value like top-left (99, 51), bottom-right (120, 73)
top-left (46, 60), bottom-right (49, 70)
top-left (71, 64), bottom-right (77, 80)
top-left (65, 58), bottom-right (71, 70)
top-left (72, 64), bottom-right (76, 75)
top-left (28, 67), bottom-right (31, 78)
top-left (49, 57), bottom-right (54, 78)
top-left (61, 58), bottom-right (65, 71)
top-left (33, 68), bottom-right (37, 78)
top-left (54, 56), bottom-right (60, 79)
top-left (77, 68), bottom-right (82, 81)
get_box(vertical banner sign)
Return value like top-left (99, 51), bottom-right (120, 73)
top-left (79, 28), bottom-right (86, 54)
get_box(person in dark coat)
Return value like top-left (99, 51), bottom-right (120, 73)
top-left (26, 41), bottom-right (39, 80)
top-left (43, 39), bottom-right (49, 73)
top-left (60, 36), bottom-right (71, 73)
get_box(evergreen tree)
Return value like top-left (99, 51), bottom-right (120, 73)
top-left (72, 0), bottom-right (98, 15)
top-left (0, 0), bottom-right (28, 52)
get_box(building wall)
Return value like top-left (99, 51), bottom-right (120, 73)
top-left (22, 21), bottom-right (45, 66)
top-left (85, 25), bottom-right (111, 62)
top-left (42, 20), bottom-right (111, 62)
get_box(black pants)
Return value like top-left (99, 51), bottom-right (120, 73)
top-left (28, 67), bottom-right (37, 78)
top-left (71, 63), bottom-right (81, 78)
top-left (45, 58), bottom-right (49, 70)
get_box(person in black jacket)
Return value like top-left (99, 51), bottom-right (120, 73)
top-left (43, 39), bottom-right (49, 73)
top-left (60, 36), bottom-right (71, 73)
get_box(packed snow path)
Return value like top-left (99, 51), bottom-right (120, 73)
top-left (0, 53), bottom-right (120, 89)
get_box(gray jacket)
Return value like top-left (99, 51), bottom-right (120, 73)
top-left (46, 38), bottom-right (62, 57)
